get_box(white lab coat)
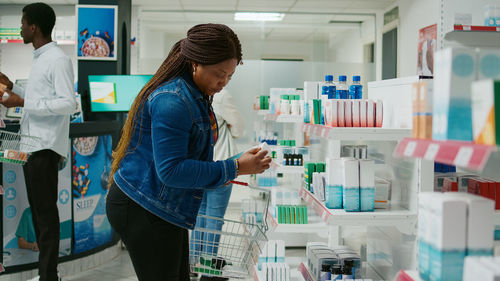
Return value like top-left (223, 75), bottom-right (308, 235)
top-left (212, 90), bottom-right (245, 161)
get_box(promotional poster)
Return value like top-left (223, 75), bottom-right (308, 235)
top-left (72, 135), bottom-right (113, 254)
top-left (2, 150), bottom-right (72, 267)
top-left (77, 5), bottom-right (117, 60)
top-left (417, 24), bottom-right (437, 76)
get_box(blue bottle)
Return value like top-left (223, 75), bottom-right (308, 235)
top-left (349, 76), bottom-right (363, 99)
top-left (336, 75), bottom-right (348, 99)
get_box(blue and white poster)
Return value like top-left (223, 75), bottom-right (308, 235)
top-left (77, 5), bottom-right (117, 60)
top-left (72, 135), bottom-right (113, 254)
top-left (2, 147), bottom-right (72, 267)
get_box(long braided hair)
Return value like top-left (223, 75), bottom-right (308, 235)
top-left (110, 24), bottom-right (242, 186)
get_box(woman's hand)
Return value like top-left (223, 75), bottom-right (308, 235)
top-left (237, 147), bottom-right (272, 175)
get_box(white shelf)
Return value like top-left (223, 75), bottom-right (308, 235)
top-left (267, 209), bottom-right (327, 234)
top-left (275, 165), bottom-right (303, 174)
top-left (275, 115), bottom-right (303, 123)
top-left (299, 187), bottom-right (416, 233)
top-left (256, 110), bottom-right (270, 115)
top-left (444, 26), bottom-right (500, 47)
top-left (302, 124), bottom-right (411, 141)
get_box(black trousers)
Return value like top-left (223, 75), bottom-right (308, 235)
top-left (106, 183), bottom-right (190, 281)
top-left (23, 149), bottom-right (61, 281)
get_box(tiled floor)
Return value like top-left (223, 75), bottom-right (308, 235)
top-left (60, 247), bottom-right (306, 281)
top-left (63, 249), bottom-right (137, 281)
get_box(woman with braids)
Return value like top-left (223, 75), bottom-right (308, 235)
top-left (106, 24), bottom-right (271, 281)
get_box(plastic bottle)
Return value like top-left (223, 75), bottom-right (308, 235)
top-left (349, 76), bottom-right (363, 99)
top-left (321, 75), bottom-right (335, 125)
top-left (336, 75), bottom-right (348, 99)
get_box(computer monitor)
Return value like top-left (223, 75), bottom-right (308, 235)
top-left (88, 75), bottom-right (152, 112)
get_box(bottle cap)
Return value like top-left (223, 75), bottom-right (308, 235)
top-left (353, 75), bottom-right (361, 82)
top-left (339, 75), bottom-right (347, 82)
top-left (325, 75), bottom-right (333, 82)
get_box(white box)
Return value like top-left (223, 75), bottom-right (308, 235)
top-left (367, 100), bottom-right (375, 127)
top-left (267, 240), bottom-right (276, 263)
top-left (478, 48), bottom-right (500, 80)
top-left (360, 100), bottom-right (367, 127)
top-left (352, 100), bottom-right (360, 127)
top-left (375, 100), bottom-right (383, 128)
top-left (304, 81), bottom-right (321, 100)
top-left (432, 47), bottom-right (477, 141)
top-left (326, 158), bottom-right (343, 186)
top-left (338, 100), bottom-right (345, 127)
top-left (276, 240), bottom-right (285, 263)
top-left (345, 100), bottom-right (353, 127)
top-left (331, 100), bottom-right (339, 127)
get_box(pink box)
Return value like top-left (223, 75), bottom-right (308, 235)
top-left (375, 100), bottom-right (383, 128)
top-left (331, 100), bottom-right (338, 127)
top-left (345, 100), bottom-right (352, 127)
top-left (352, 100), bottom-right (361, 127)
top-left (367, 100), bottom-right (375, 127)
top-left (338, 100), bottom-right (345, 127)
top-left (325, 100), bottom-right (338, 127)
top-left (360, 100), bottom-right (367, 127)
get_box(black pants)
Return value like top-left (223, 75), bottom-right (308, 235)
top-left (23, 149), bottom-right (61, 281)
top-left (106, 183), bottom-right (190, 281)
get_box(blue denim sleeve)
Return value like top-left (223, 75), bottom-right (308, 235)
top-left (150, 92), bottom-right (237, 189)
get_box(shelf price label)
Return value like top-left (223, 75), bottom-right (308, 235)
top-left (403, 141), bottom-right (417, 157)
top-left (454, 146), bottom-right (473, 167)
top-left (424, 143), bottom-right (440, 160)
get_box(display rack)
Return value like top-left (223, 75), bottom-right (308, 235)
top-left (302, 123), bottom-right (411, 141)
top-left (444, 25), bottom-right (500, 47)
top-left (394, 138), bottom-right (497, 171)
top-left (299, 187), bottom-right (416, 233)
top-left (267, 207), bottom-right (327, 234)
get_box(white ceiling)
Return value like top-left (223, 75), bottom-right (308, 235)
top-left (0, 0), bottom-right (394, 42)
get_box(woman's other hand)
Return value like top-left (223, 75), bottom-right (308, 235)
top-left (237, 147), bottom-right (272, 175)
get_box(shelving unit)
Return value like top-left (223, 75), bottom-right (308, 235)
top-left (444, 25), bottom-right (500, 47)
top-left (302, 123), bottom-right (411, 141)
top-left (267, 208), bottom-right (328, 234)
top-left (299, 187), bottom-right (416, 234)
top-left (395, 137), bottom-right (497, 171)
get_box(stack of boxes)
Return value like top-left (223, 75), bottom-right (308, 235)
top-left (306, 242), bottom-right (364, 281)
top-left (418, 192), bottom-right (495, 281)
top-left (256, 240), bottom-right (290, 281)
top-left (411, 79), bottom-right (433, 139)
top-left (271, 188), bottom-right (308, 224)
top-left (270, 88), bottom-right (303, 115)
top-left (471, 80), bottom-right (500, 146)
top-left (433, 47), bottom-right (500, 142)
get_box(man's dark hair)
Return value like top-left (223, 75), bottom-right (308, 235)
top-left (22, 3), bottom-right (56, 37)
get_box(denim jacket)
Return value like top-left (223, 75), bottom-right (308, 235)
top-left (113, 73), bottom-right (237, 229)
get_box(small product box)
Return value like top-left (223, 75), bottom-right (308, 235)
top-left (325, 157), bottom-right (343, 209)
top-left (338, 100), bottom-right (345, 127)
top-left (443, 177), bottom-right (458, 192)
top-left (304, 81), bottom-right (321, 100)
top-left (412, 82), bottom-right (420, 138)
top-left (345, 100), bottom-right (353, 127)
top-left (418, 80), bottom-right (433, 139)
top-left (375, 177), bottom-right (391, 209)
top-left (375, 100), bottom-right (383, 128)
top-left (342, 158), bottom-right (360, 212)
top-left (432, 47), bottom-right (477, 141)
top-left (359, 159), bottom-right (375, 212)
top-left (428, 194), bottom-right (467, 281)
top-left (367, 100), bottom-right (375, 127)
top-left (360, 100), bottom-right (367, 127)
top-left (471, 80), bottom-right (500, 146)
top-left (352, 100), bottom-right (361, 127)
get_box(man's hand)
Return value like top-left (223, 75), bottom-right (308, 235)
top-left (0, 72), bottom-right (13, 91)
top-left (0, 89), bottom-right (24, 108)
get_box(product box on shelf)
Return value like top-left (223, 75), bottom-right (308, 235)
top-left (433, 47), bottom-right (477, 141)
top-left (478, 49), bottom-right (500, 80)
top-left (342, 158), bottom-right (360, 212)
top-left (428, 194), bottom-right (467, 281)
top-left (471, 80), bottom-right (500, 146)
top-left (412, 82), bottom-right (420, 138)
top-left (374, 177), bottom-right (391, 209)
top-left (359, 159), bottom-right (375, 212)
top-left (484, 4), bottom-right (500, 26)
top-left (325, 158), bottom-right (343, 209)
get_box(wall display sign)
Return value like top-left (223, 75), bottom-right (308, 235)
top-left (76, 5), bottom-right (118, 60)
top-left (2, 147), bottom-right (72, 267)
top-left (72, 135), bottom-right (113, 254)
top-left (417, 24), bottom-right (437, 76)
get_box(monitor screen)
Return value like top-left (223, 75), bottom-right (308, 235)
top-left (88, 75), bottom-right (152, 112)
